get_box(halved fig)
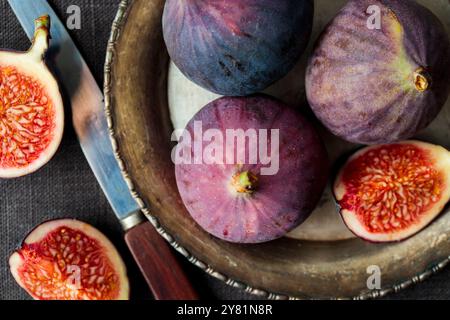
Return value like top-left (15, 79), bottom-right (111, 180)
top-left (9, 219), bottom-right (129, 300)
top-left (334, 141), bottom-right (450, 242)
top-left (0, 15), bottom-right (64, 178)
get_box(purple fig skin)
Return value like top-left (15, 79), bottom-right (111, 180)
top-left (163, 0), bottom-right (314, 96)
top-left (306, 0), bottom-right (450, 145)
top-left (175, 95), bottom-right (329, 243)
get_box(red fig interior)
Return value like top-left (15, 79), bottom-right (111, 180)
top-left (334, 141), bottom-right (450, 243)
top-left (9, 219), bottom-right (129, 300)
top-left (0, 15), bottom-right (64, 178)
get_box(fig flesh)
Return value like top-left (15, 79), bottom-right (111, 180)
top-left (163, 0), bottom-right (314, 96)
top-left (306, 0), bottom-right (450, 144)
top-left (9, 219), bottom-right (129, 300)
top-left (175, 95), bottom-right (329, 243)
top-left (334, 141), bottom-right (450, 242)
top-left (0, 15), bottom-right (64, 178)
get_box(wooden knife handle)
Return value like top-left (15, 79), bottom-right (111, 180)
top-left (125, 221), bottom-right (199, 300)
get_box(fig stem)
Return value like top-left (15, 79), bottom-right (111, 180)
top-left (414, 67), bottom-right (430, 92)
top-left (232, 171), bottom-right (258, 194)
top-left (28, 15), bottom-right (51, 62)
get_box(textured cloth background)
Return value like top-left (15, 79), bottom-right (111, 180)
top-left (0, 0), bottom-right (448, 300)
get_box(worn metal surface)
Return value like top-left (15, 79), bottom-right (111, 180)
top-left (104, 0), bottom-right (450, 299)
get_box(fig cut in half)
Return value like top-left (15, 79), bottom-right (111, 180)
top-left (334, 141), bottom-right (450, 243)
top-left (0, 15), bottom-right (64, 178)
top-left (9, 219), bottom-right (129, 300)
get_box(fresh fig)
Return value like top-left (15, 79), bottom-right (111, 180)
top-left (174, 95), bottom-right (329, 243)
top-left (163, 0), bottom-right (314, 96)
top-left (9, 219), bottom-right (129, 300)
top-left (306, 0), bottom-right (450, 145)
top-left (334, 141), bottom-right (450, 242)
top-left (0, 15), bottom-right (64, 178)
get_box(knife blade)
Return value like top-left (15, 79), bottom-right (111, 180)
top-left (8, 0), bottom-right (198, 300)
top-left (8, 0), bottom-right (141, 223)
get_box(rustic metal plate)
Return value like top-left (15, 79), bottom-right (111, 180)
top-left (105, 0), bottom-right (450, 299)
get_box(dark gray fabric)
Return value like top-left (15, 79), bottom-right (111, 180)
top-left (0, 0), bottom-right (448, 300)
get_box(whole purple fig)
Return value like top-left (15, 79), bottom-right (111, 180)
top-left (163, 0), bottom-right (314, 96)
top-left (174, 95), bottom-right (329, 243)
top-left (306, 0), bottom-right (450, 145)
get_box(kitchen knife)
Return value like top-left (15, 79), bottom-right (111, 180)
top-left (8, 0), bottom-right (198, 300)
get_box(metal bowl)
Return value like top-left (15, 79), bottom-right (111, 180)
top-left (104, 0), bottom-right (450, 299)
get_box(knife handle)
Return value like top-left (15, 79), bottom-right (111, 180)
top-left (125, 221), bottom-right (199, 300)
